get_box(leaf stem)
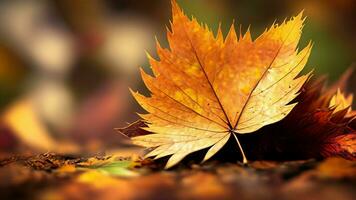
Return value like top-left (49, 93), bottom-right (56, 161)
top-left (232, 132), bottom-right (248, 164)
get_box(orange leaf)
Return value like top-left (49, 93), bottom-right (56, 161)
top-left (130, 0), bottom-right (313, 168)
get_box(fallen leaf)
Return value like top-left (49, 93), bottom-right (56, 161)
top-left (130, 0), bottom-right (312, 168)
top-left (77, 155), bottom-right (140, 177)
top-left (120, 74), bottom-right (356, 162)
top-left (1, 100), bottom-right (57, 151)
top-left (239, 76), bottom-right (356, 161)
top-left (79, 160), bottom-right (139, 177)
top-left (1, 99), bottom-right (79, 154)
top-left (116, 120), bottom-right (149, 138)
top-left (329, 88), bottom-right (355, 118)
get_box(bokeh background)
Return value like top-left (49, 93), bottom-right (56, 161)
top-left (0, 0), bottom-right (355, 156)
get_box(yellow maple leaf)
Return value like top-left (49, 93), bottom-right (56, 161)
top-left (329, 88), bottom-right (353, 114)
top-left (131, 0), bottom-right (313, 168)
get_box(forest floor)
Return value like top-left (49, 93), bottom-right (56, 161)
top-left (0, 151), bottom-right (355, 200)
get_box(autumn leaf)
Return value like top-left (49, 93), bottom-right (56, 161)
top-left (1, 99), bottom-right (79, 154)
top-left (78, 160), bottom-right (139, 177)
top-left (2, 100), bottom-right (57, 151)
top-left (329, 88), bottom-right (354, 117)
top-left (130, 0), bottom-right (312, 168)
top-left (239, 75), bottom-right (356, 161)
top-left (116, 120), bottom-right (149, 138)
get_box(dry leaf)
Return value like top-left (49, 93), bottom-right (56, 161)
top-left (130, 0), bottom-right (312, 168)
top-left (115, 120), bottom-right (149, 138)
top-left (329, 88), bottom-right (354, 117)
top-left (1, 99), bottom-right (57, 151)
top-left (240, 75), bottom-right (356, 161)
top-left (120, 74), bottom-right (356, 162)
top-left (1, 99), bottom-right (79, 154)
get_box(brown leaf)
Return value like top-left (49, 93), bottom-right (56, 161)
top-left (115, 120), bottom-right (149, 138)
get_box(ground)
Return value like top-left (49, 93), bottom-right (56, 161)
top-left (0, 151), bottom-right (355, 200)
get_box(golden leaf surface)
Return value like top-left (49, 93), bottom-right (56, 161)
top-left (131, 1), bottom-right (313, 168)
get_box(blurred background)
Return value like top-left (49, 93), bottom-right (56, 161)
top-left (0, 0), bottom-right (355, 157)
